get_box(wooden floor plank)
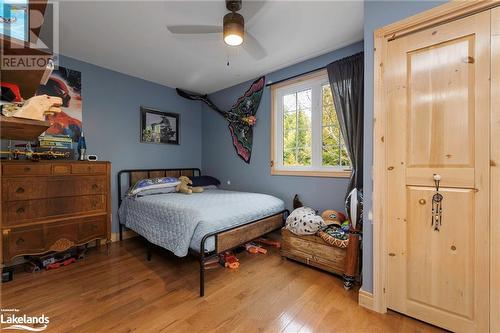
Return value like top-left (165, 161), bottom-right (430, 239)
top-left (1, 238), bottom-right (445, 333)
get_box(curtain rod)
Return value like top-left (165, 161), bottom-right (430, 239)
top-left (265, 66), bottom-right (326, 87)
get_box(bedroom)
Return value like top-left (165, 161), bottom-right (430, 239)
top-left (0, 1), bottom-right (499, 332)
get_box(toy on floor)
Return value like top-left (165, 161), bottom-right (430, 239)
top-left (47, 257), bottom-right (76, 270)
top-left (219, 251), bottom-right (239, 269)
top-left (256, 237), bottom-right (281, 248)
top-left (245, 242), bottom-right (267, 254)
top-left (176, 176), bottom-right (204, 194)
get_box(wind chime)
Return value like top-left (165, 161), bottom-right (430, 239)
top-left (431, 174), bottom-right (443, 231)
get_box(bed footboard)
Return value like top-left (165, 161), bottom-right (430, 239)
top-left (199, 210), bottom-right (288, 297)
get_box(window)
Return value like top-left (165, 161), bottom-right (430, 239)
top-left (271, 70), bottom-right (351, 177)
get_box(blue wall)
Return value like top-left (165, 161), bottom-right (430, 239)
top-left (362, 0), bottom-right (445, 292)
top-left (58, 56), bottom-right (203, 233)
top-left (202, 42), bottom-right (363, 216)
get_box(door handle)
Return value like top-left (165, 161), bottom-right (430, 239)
top-left (431, 174), bottom-right (443, 231)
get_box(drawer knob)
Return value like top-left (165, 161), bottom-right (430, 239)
top-left (24, 167), bottom-right (31, 172)
top-left (16, 237), bottom-right (25, 246)
top-left (16, 207), bottom-right (25, 214)
top-left (92, 184), bottom-right (98, 190)
top-left (16, 187), bottom-right (25, 194)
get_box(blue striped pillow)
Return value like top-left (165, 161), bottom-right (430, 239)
top-left (128, 177), bottom-right (180, 196)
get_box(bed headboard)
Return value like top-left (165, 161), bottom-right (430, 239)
top-left (117, 168), bottom-right (201, 206)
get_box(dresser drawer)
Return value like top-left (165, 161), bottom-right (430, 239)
top-left (3, 216), bottom-right (109, 261)
top-left (4, 177), bottom-right (107, 201)
top-left (78, 215), bottom-right (107, 242)
top-left (71, 163), bottom-right (107, 175)
top-left (5, 195), bottom-right (106, 224)
top-left (2, 163), bottom-right (52, 176)
top-left (4, 225), bottom-right (45, 259)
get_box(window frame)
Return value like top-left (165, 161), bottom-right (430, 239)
top-left (270, 69), bottom-right (351, 178)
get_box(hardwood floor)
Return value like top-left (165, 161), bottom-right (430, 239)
top-left (1, 238), bottom-right (444, 333)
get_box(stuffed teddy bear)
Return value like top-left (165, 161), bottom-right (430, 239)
top-left (176, 176), bottom-right (204, 194)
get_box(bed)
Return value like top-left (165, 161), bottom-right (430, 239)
top-left (117, 168), bottom-right (288, 296)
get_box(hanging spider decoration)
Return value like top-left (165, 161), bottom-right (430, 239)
top-left (176, 76), bottom-right (265, 163)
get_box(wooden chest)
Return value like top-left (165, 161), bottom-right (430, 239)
top-left (1, 160), bottom-right (111, 264)
top-left (281, 228), bottom-right (346, 276)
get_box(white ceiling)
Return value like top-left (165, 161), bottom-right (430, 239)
top-left (59, 1), bottom-right (363, 93)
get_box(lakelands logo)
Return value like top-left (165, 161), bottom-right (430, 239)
top-left (0, 309), bottom-right (49, 332)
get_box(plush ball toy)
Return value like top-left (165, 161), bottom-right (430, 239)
top-left (286, 207), bottom-right (326, 235)
top-left (176, 176), bottom-right (204, 194)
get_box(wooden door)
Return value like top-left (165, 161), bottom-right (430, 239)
top-left (385, 11), bottom-right (490, 332)
top-left (491, 7), bottom-right (500, 333)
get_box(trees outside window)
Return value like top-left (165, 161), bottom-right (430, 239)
top-left (271, 70), bottom-right (350, 177)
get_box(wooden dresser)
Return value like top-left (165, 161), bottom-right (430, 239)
top-left (1, 160), bottom-right (111, 265)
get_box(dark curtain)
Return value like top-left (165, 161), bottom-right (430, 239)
top-left (327, 52), bottom-right (364, 289)
top-left (326, 52), bottom-right (364, 198)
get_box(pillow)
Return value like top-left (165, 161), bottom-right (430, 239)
top-left (136, 187), bottom-right (177, 197)
top-left (191, 175), bottom-right (221, 187)
top-left (285, 207), bottom-right (326, 235)
top-left (199, 185), bottom-right (218, 190)
top-left (127, 177), bottom-right (180, 196)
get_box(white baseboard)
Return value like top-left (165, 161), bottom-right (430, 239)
top-left (110, 230), bottom-right (138, 242)
top-left (358, 288), bottom-right (375, 311)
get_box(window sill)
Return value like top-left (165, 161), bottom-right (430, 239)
top-left (271, 168), bottom-right (351, 178)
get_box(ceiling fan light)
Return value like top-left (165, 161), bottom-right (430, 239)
top-left (223, 12), bottom-right (244, 46)
top-left (224, 34), bottom-right (243, 46)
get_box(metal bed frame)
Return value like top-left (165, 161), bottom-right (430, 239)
top-left (117, 168), bottom-right (289, 296)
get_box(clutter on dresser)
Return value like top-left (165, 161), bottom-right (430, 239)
top-left (0, 141), bottom-right (72, 161)
top-left (86, 154), bottom-right (98, 161)
top-left (77, 130), bottom-right (87, 160)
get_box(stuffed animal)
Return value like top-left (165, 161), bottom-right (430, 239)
top-left (176, 176), bottom-right (204, 194)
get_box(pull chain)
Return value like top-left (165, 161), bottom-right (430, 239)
top-left (431, 174), bottom-right (443, 231)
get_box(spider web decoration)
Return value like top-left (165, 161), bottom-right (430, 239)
top-left (176, 76), bottom-right (265, 163)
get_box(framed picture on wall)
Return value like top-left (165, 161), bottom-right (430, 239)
top-left (140, 107), bottom-right (180, 145)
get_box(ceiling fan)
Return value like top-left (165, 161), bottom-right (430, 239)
top-left (166, 0), bottom-right (267, 60)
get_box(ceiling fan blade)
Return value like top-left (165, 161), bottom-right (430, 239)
top-left (167, 25), bottom-right (223, 34)
top-left (242, 1), bottom-right (266, 24)
top-left (243, 32), bottom-right (266, 60)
